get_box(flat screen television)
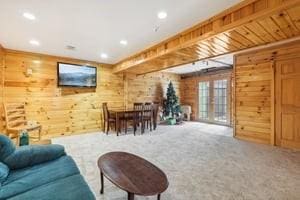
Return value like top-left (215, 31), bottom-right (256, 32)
top-left (57, 62), bottom-right (97, 87)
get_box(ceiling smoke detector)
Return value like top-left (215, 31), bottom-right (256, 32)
top-left (66, 45), bottom-right (76, 50)
top-left (154, 26), bottom-right (160, 32)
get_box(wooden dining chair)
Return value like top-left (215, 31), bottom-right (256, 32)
top-left (142, 102), bottom-right (153, 133)
top-left (102, 103), bottom-right (116, 134)
top-left (152, 103), bottom-right (159, 130)
top-left (133, 103), bottom-right (144, 111)
top-left (122, 111), bottom-right (138, 136)
top-left (3, 103), bottom-right (42, 143)
top-left (133, 103), bottom-right (144, 127)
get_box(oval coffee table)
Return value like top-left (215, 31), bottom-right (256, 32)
top-left (97, 152), bottom-right (169, 200)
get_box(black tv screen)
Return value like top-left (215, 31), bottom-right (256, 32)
top-left (57, 62), bottom-right (97, 87)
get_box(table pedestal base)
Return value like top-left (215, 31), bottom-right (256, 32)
top-left (128, 192), bottom-right (134, 200)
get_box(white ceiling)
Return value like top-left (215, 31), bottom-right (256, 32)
top-left (163, 54), bottom-right (233, 74)
top-left (0, 0), bottom-right (240, 64)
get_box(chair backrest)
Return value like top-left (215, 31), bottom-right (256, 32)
top-left (152, 103), bottom-right (159, 119)
top-left (133, 103), bottom-right (144, 111)
top-left (153, 101), bottom-right (160, 106)
top-left (102, 103), bottom-right (109, 121)
top-left (3, 103), bottom-right (27, 130)
top-left (143, 102), bottom-right (153, 117)
top-left (144, 102), bottom-right (153, 110)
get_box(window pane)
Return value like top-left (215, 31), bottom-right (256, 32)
top-left (198, 81), bottom-right (210, 120)
top-left (213, 79), bottom-right (228, 123)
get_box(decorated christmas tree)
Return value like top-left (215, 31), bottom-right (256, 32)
top-left (164, 81), bottom-right (181, 118)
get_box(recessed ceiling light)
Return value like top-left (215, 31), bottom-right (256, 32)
top-left (100, 53), bottom-right (108, 59)
top-left (158, 11), bottom-right (167, 19)
top-left (120, 40), bottom-right (128, 46)
top-left (23, 12), bottom-right (36, 20)
top-left (29, 40), bottom-right (40, 46)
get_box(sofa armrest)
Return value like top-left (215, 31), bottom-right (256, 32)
top-left (3, 144), bottom-right (66, 170)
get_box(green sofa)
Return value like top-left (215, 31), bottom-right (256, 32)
top-left (0, 135), bottom-right (95, 200)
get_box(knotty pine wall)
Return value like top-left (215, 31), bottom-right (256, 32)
top-left (124, 72), bottom-right (181, 109)
top-left (234, 62), bottom-right (272, 144)
top-left (1, 50), bottom-right (125, 139)
top-left (234, 40), bottom-right (300, 145)
top-left (0, 49), bottom-right (181, 139)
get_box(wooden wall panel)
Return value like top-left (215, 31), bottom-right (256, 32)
top-left (180, 71), bottom-right (232, 121)
top-left (114, 0), bottom-right (300, 74)
top-left (124, 72), bottom-right (181, 109)
top-left (234, 40), bottom-right (300, 145)
top-left (234, 62), bottom-right (272, 144)
top-left (0, 49), bottom-right (181, 139)
top-left (181, 78), bottom-right (198, 120)
top-left (2, 50), bottom-right (125, 139)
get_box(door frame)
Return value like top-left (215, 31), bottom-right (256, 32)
top-left (274, 56), bottom-right (300, 148)
top-left (233, 40), bottom-right (300, 147)
top-left (196, 73), bottom-right (232, 126)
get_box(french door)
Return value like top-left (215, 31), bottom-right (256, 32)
top-left (198, 78), bottom-right (231, 125)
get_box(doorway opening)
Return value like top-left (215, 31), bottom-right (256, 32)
top-left (198, 77), bottom-right (231, 126)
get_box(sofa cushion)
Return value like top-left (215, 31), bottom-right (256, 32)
top-left (0, 135), bottom-right (16, 162)
top-left (7, 174), bottom-right (95, 200)
top-left (4, 144), bottom-right (65, 170)
top-left (0, 163), bottom-right (9, 185)
top-left (0, 156), bottom-right (79, 199)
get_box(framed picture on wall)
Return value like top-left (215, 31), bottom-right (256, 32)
top-left (57, 62), bottom-right (97, 88)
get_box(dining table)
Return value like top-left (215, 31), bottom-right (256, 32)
top-left (109, 109), bottom-right (155, 136)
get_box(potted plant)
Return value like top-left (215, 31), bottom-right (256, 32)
top-left (163, 81), bottom-right (181, 125)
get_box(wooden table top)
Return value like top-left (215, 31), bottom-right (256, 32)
top-left (110, 109), bottom-right (152, 113)
top-left (97, 152), bottom-right (168, 196)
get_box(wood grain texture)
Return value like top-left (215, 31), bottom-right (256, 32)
top-left (235, 62), bottom-right (272, 144)
top-left (113, 0), bottom-right (300, 74)
top-left (0, 49), bottom-right (181, 139)
top-left (124, 72), bottom-right (181, 109)
top-left (98, 152), bottom-right (168, 196)
top-left (234, 40), bottom-right (300, 145)
top-left (275, 58), bottom-right (300, 149)
top-left (3, 102), bottom-right (42, 140)
top-left (1, 50), bottom-right (125, 139)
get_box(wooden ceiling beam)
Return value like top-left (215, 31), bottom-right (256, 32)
top-left (113, 0), bottom-right (300, 74)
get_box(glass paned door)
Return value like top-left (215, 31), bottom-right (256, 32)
top-left (198, 78), bottom-right (230, 125)
top-left (213, 79), bottom-right (228, 123)
top-left (198, 81), bottom-right (210, 120)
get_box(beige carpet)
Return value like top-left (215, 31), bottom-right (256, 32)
top-left (52, 122), bottom-right (300, 200)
